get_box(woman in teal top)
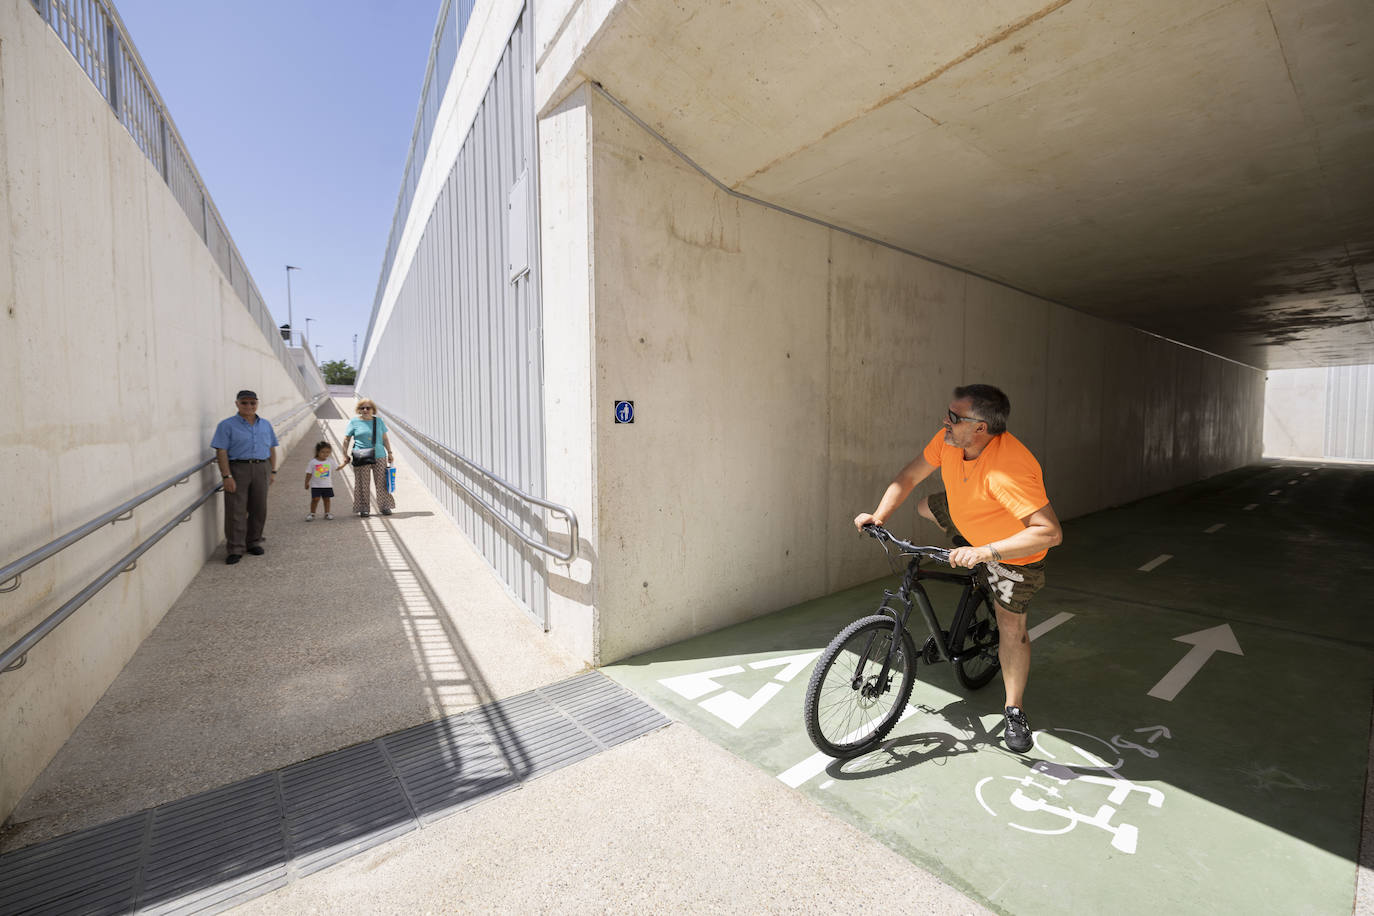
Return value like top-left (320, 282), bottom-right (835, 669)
top-left (341, 398), bottom-right (395, 517)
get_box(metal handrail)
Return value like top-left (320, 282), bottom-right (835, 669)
top-left (274, 393), bottom-right (327, 434)
top-left (0, 398), bottom-right (322, 595)
top-left (1, 483), bottom-right (221, 674)
top-left (380, 409), bottom-right (579, 564)
top-left (0, 398), bottom-right (323, 672)
top-left (0, 457), bottom-right (214, 595)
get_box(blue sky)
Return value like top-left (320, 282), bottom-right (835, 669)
top-left (112, 0), bottom-right (442, 369)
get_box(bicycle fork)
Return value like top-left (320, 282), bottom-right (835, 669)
top-left (853, 566), bottom-right (922, 696)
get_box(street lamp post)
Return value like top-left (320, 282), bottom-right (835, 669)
top-left (285, 265), bottom-right (301, 346)
top-left (305, 317), bottom-right (315, 347)
top-left (315, 344), bottom-right (322, 363)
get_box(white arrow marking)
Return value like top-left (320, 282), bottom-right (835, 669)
top-left (1134, 725), bottom-right (1171, 743)
top-left (658, 665), bottom-right (743, 700)
top-left (1269, 490), bottom-right (1281, 496)
top-left (1243, 503), bottom-right (1257, 511)
top-left (749, 651), bottom-right (821, 683)
top-left (1138, 554), bottom-right (1173, 572)
top-left (1204, 523), bottom-right (1225, 534)
top-left (1148, 625), bottom-right (1244, 701)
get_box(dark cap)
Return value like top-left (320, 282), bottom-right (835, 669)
top-left (236, 390), bottom-right (258, 400)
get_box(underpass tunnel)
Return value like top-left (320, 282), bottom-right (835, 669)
top-left (4, 1), bottom-right (1373, 903)
top-left (515, 0), bottom-right (1374, 666)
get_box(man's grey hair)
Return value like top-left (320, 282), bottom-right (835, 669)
top-left (954, 384), bottom-right (1011, 435)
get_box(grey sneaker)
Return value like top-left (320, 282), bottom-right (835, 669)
top-left (306, 513), bottom-right (315, 522)
top-left (324, 513), bottom-right (334, 520)
top-left (1004, 706), bottom-right (1033, 753)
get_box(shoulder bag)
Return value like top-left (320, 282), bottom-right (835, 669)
top-left (351, 417), bottom-right (378, 466)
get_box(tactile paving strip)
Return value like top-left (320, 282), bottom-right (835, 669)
top-left (0, 671), bottom-right (669, 915)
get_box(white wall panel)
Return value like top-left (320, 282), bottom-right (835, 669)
top-left (360, 10), bottom-right (548, 621)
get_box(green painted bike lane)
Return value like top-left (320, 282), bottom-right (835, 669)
top-left (605, 462), bottom-right (1374, 915)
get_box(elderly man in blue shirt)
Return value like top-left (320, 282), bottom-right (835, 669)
top-left (211, 389), bottom-right (281, 565)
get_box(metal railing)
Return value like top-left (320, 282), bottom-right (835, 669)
top-left (363, 0), bottom-right (477, 368)
top-left (0, 398), bottom-right (324, 674)
top-left (28, 0), bottom-right (311, 401)
top-left (381, 410), bottom-right (579, 565)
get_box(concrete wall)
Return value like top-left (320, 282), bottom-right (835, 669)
top-left (1264, 367), bottom-right (1327, 458)
top-left (541, 86), bottom-right (1265, 664)
top-left (0, 0), bottom-right (316, 822)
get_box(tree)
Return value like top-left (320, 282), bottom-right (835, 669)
top-left (321, 359), bottom-right (356, 385)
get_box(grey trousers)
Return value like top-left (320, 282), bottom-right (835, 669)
top-left (224, 460), bottom-right (270, 554)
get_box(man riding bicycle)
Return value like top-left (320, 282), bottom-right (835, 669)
top-left (854, 384), bottom-right (1063, 753)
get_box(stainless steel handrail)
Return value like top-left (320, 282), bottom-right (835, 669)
top-left (0, 457), bottom-right (214, 595)
top-left (273, 393), bottom-right (327, 434)
top-left (1, 483), bottom-right (221, 674)
top-left (0, 398), bottom-right (323, 672)
top-left (380, 409), bottom-right (579, 564)
top-left (0, 397), bottom-right (322, 595)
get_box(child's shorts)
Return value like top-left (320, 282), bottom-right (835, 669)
top-left (311, 487), bottom-right (335, 498)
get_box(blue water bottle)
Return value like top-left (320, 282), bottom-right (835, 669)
top-left (387, 466), bottom-right (396, 493)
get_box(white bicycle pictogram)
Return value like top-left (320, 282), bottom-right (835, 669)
top-left (974, 728), bottom-right (1165, 854)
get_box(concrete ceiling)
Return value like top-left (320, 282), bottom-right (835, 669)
top-left (569, 0), bottom-right (1374, 369)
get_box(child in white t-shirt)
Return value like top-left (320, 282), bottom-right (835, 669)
top-left (304, 441), bottom-right (336, 520)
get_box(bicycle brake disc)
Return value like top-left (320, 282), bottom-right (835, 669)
top-left (921, 634), bottom-right (946, 665)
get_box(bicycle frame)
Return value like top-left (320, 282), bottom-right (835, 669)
top-left (873, 555), bottom-right (984, 670)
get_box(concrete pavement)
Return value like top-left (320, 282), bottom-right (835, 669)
top-left (0, 397), bottom-right (987, 913)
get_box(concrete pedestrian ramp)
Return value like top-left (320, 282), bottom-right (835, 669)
top-left (0, 399), bottom-right (988, 914)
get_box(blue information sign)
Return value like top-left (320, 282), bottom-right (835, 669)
top-left (614, 400), bottom-right (635, 424)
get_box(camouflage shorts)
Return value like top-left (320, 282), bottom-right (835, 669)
top-left (927, 491), bottom-right (1047, 614)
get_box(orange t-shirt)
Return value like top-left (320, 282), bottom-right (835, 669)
top-left (921, 430), bottom-right (1050, 564)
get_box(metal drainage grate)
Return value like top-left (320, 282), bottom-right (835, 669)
top-left (0, 671), bottom-right (669, 915)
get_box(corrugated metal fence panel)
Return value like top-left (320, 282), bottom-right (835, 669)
top-left (363, 10), bottom-right (546, 622)
top-left (1325, 364), bottom-right (1374, 461)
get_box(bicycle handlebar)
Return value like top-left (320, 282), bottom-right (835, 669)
top-left (861, 523), bottom-right (1024, 582)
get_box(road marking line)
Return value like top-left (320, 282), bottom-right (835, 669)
top-left (1287, 480), bottom-right (1298, 485)
top-left (1269, 490), bottom-right (1281, 496)
top-left (1204, 523), bottom-right (1225, 533)
top-left (1138, 554), bottom-right (1173, 572)
top-left (1029, 612), bottom-right (1075, 641)
top-left (1243, 503), bottom-right (1257, 510)
top-left (778, 704), bottom-right (918, 788)
top-left (1301, 472), bottom-right (1310, 476)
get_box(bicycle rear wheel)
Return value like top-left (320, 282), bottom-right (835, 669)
top-left (803, 615), bottom-right (917, 759)
top-left (949, 588), bottom-right (1001, 690)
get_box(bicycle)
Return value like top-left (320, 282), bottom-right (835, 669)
top-left (802, 523), bottom-right (1025, 759)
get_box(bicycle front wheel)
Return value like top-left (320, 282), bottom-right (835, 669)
top-left (803, 615), bottom-right (917, 759)
top-left (949, 588), bottom-right (1001, 690)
